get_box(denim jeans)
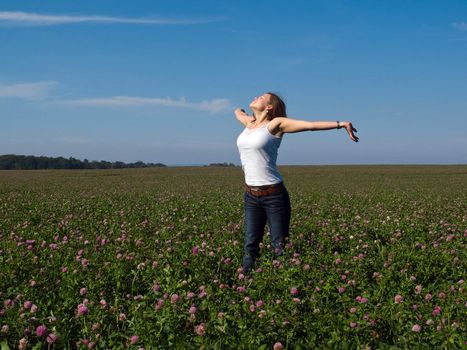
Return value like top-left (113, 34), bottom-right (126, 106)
top-left (242, 184), bottom-right (291, 273)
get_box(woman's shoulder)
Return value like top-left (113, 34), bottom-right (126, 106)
top-left (267, 118), bottom-right (286, 137)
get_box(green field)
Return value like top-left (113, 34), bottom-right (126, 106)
top-left (1, 165), bottom-right (466, 349)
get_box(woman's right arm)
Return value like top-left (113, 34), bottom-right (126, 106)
top-left (234, 108), bottom-right (254, 126)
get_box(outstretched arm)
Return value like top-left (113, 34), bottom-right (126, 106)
top-left (234, 108), bottom-right (254, 127)
top-left (270, 117), bottom-right (359, 142)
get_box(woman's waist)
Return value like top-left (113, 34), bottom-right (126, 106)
top-left (243, 168), bottom-right (283, 186)
top-left (245, 182), bottom-right (284, 197)
top-left (245, 181), bottom-right (283, 189)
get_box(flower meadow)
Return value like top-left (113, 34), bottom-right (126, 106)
top-left (0, 165), bottom-right (465, 349)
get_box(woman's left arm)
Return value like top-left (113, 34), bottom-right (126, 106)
top-left (270, 117), bottom-right (359, 142)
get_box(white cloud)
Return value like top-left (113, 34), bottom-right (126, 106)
top-left (59, 96), bottom-right (231, 113)
top-left (452, 22), bottom-right (467, 31)
top-left (0, 11), bottom-right (223, 26)
top-left (0, 81), bottom-right (57, 100)
top-left (1, 80), bottom-right (230, 113)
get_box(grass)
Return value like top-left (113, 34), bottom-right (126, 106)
top-left (0, 165), bottom-right (465, 349)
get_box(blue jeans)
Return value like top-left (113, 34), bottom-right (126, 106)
top-left (242, 184), bottom-right (291, 273)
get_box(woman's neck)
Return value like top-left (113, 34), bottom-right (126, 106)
top-left (252, 111), bottom-right (269, 125)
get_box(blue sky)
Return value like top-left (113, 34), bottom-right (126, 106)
top-left (1, 0), bottom-right (466, 165)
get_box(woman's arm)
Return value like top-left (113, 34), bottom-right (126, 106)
top-left (270, 117), bottom-right (359, 142)
top-left (234, 108), bottom-right (254, 126)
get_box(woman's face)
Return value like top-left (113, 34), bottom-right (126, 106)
top-left (249, 93), bottom-right (272, 112)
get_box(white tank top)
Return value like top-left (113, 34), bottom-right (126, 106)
top-left (236, 122), bottom-right (283, 186)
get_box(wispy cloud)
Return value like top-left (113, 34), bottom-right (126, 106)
top-left (0, 11), bottom-right (223, 27)
top-left (59, 96), bottom-right (231, 113)
top-left (1, 80), bottom-right (230, 113)
top-left (0, 81), bottom-right (57, 100)
top-left (452, 22), bottom-right (467, 31)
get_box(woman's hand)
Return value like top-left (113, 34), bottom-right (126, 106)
top-left (342, 121), bottom-right (359, 142)
top-left (234, 108), bottom-right (247, 115)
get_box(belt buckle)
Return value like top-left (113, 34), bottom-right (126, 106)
top-left (251, 188), bottom-right (260, 196)
top-left (248, 187), bottom-right (262, 196)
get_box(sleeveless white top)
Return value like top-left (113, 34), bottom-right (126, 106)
top-left (236, 122), bottom-right (283, 186)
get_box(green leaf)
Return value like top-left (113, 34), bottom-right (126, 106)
top-left (1, 340), bottom-right (11, 350)
top-left (32, 342), bottom-right (43, 350)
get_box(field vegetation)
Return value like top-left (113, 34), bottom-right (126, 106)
top-left (0, 165), bottom-right (465, 349)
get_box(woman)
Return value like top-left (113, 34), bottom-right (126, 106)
top-left (235, 92), bottom-right (358, 274)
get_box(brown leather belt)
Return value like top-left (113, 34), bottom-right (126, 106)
top-left (245, 182), bottom-right (284, 197)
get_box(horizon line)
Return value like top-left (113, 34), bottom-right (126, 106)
top-left (1, 154), bottom-right (465, 167)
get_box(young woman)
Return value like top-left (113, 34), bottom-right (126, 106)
top-left (235, 92), bottom-right (359, 274)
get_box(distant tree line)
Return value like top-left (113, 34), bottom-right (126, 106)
top-left (0, 154), bottom-right (166, 170)
top-left (206, 162), bottom-right (237, 167)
